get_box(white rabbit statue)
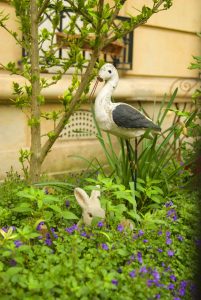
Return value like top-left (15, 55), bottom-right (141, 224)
top-left (74, 185), bottom-right (105, 225)
top-left (74, 185), bottom-right (134, 229)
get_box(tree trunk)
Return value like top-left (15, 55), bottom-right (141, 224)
top-left (40, 51), bottom-right (99, 164)
top-left (29, 0), bottom-right (41, 183)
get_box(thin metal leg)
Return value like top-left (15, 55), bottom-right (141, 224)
top-left (134, 138), bottom-right (138, 191)
top-left (125, 139), bottom-right (135, 186)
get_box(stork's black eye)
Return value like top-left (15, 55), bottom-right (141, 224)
top-left (108, 70), bottom-right (112, 74)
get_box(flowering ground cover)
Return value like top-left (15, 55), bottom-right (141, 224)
top-left (0, 172), bottom-right (200, 300)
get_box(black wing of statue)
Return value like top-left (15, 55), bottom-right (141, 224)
top-left (112, 104), bottom-right (161, 131)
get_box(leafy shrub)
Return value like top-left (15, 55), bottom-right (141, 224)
top-left (0, 179), bottom-right (200, 299)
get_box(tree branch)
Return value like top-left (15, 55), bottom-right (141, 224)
top-left (107, 0), bottom-right (126, 30)
top-left (65, 0), bottom-right (96, 29)
top-left (37, 0), bottom-right (51, 20)
top-left (0, 23), bottom-right (24, 47)
top-left (40, 51), bottom-right (99, 163)
top-left (153, 0), bottom-right (166, 12)
top-left (104, 0), bottom-right (168, 48)
top-left (29, 0), bottom-right (42, 182)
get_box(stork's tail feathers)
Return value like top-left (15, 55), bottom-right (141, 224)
top-left (152, 124), bottom-right (161, 132)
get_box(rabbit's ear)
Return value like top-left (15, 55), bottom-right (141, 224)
top-left (90, 185), bottom-right (101, 201)
top-left (74, 188), bottom-right (90, 209)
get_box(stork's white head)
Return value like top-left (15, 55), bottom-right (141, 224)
top-left (97, 63), bottom-right (119, 83)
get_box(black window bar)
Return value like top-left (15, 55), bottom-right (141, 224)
top-left (21, 8), bottom-right (133, 71)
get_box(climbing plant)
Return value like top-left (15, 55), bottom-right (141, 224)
top-left (0, 0), bottom-right (173, 183)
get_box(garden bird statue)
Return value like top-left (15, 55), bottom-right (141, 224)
top-left (94, 63), bottom-right (161, 188)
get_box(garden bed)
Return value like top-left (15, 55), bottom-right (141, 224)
top-left (0, 171), bottom-right (200, 300)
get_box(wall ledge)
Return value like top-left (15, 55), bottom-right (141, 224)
top-left (0, 72), bottom-right (199, 104)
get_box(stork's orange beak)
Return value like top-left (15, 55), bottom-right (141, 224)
top-left (89, 78), bottom-right (100, 102)
top-left (97, 76), bottom-right (104, 82)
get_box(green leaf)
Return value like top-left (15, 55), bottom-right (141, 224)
top-left (98, 231), bottom-right (111, 241)
top-left (6, 267), bottom-right (22, 276)
top-left (12, 203), bottom-right (32, 213)
top-left (48, 205), bottom-right (62, 213)
top-left (127, 210), bottom-right (141, 222)
top-left (116, 248), bottom-right (129, 256)
top-left (60, 211), bottom-right (78, 220)
top-left (149, 195), bottom-right (163, 203)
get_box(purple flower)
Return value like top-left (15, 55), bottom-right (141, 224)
top-left (45, 238), bottom-right (52, 246)
top-left (111, 279), bottom-right (118, 286)
top-left (167, 250), bottom-right (174, 257)
top-left (117, 268), bottom-right (122, 273)
top-left (190, 283), bottom-right (196, 293)
top-left (127, 254), bottom-right (135, 265)
top-left (50, 228), bottom-right (58, 238)
top-left (2, 226), bottom-right (16, 232)
top-left (158, 230), bottom-right (162, 236)
top-left (155, 294), bottom-right (160, 299)
top-left (165, 266), bottom-right (171, 272)
top-left (166, 238), bottom-right (172, 245)
top-left (137, 252), bottom-right (143, 264)
top-left (81, 232), bottom-right (87, 237)
top-left (36, 221), bottom-right (45, 231)
top-left (133, 234), bottom-right (138, 240)
top-left (140, 266), bottom-right (148, 273)
top-left (167, 209), bottom-right (178, 221)
top-left (152, 270), bottom-right (160, 281)
top-left (167, 209), bottom-right (176, 217)
top-left (180, 280), bottom-right (187, 289)
top-left (138, 230), bottom-right (144, 236)
top-left (166, 231), bottom-right (171, 237)
top-left (179, 288), bottom-right (185, 296)
top-left (117, 224), bottom-right (124, 232)
top-left (65, 224), bottom-right (78, 234)
top-left (9, 259), bottom-right (17, 266)
top-left (130, 254), bottom-right (135, 261)
top-left (101, 243), bottom-right (109, 250)
top-left (173, 298), bottom-right (181, 300)
top-left (195, 239), bottom-right (201, 247)
top-left (65, 200), bottom-right (70, 208)
top-left (143, 239), bottom-right (148, 243)
top-left (165, 201), bottom-right (173, 207)
top-left (12, 226), bottom-right (16, 231)
top-left (157, 248), bottom-right (163, 253)
top-left (147, 279), bottom-right (154, 287)
top-left (177, 235), bottom-right (183, 242)
top-left (129, 270), bottom-right (136, 278)
top-left (170, 274), bottom-right (177, 282)
top-left (14, 240), bottom-right (23, 248)
top-left (97, 221), bottom-right (104, 228)
top-left (168, 283), bottom-right (175, 290)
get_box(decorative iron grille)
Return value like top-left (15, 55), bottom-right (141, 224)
top-left (22, 8), bottom-right (133, 71)
top-left (59, 110), bottom-right (97, 140)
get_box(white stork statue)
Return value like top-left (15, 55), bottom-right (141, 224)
top-left (94, 63), bottom-right (161, 188)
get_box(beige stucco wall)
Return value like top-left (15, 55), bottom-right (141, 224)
top-left (0, 3), bottom-right (21, 65)
top-left (0, 0), bottom-right (200, 179)
top-left (130, 26), bottom-right (200, 78)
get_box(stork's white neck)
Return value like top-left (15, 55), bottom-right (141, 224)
top-left (94, 69), bottom-right (119, 130)
top-left (95, 74), bottom-right (119, 106)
